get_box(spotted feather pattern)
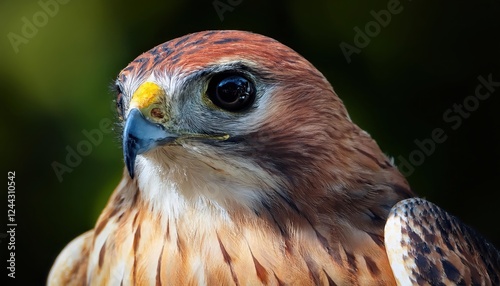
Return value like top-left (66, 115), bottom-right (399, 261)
top-left (48, 30), bottom-right (499, 285)
top-left (385, 198), bottom-right (500, 285)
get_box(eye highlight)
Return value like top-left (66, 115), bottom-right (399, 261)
top-left (207, 73), bottom-right (256, 112)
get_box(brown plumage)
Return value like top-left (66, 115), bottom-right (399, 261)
top-left (48, 30), bottom-right (499, 285)
top-left (386, 198), bottom-right (500, 285)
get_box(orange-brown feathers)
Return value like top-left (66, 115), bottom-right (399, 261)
top-left (50, 30), bottom-right (415, 285)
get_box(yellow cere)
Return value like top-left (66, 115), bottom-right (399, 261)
top-left (131, 82), bottom-right (165, 109)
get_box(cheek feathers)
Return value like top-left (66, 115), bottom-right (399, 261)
top-left (241, 83), bottom-right (351, 173)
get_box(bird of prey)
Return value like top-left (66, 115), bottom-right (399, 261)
top-left (48, 30), bottom-right (500, 285)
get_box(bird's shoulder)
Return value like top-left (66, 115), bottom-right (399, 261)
top-left (47, 230), bottom-right (93, 286)
top-left (384, 198), bottom-right (500, 285)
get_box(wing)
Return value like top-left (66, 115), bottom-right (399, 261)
top-left (47, 230), bottom-right (93, 286)
top-left (384, 198), bottom-right (500, 285)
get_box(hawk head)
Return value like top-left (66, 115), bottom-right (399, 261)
top-left (116, 30), bottom-right (410, 216)
top-left (49, 31), bottom-right (499, 286)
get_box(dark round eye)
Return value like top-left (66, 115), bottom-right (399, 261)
top-left (207, 73), bottom-right (256, 111)
top-left (115, 85), bottom-right (125, 120)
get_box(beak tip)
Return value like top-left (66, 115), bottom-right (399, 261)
top-left (128, 170), bottom-right (135, 179)
top-left (122, 108), bottom-right (177, 180)
top-left (123, 140), bottom-right (137, 179)
top-left (126, 160), bottom-right (135, 179)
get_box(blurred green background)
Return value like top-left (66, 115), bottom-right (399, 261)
top-left (1, 0), bottom-right (499, 284)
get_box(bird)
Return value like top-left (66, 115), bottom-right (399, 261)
top-left (48, 30), bottom-right (500, 285)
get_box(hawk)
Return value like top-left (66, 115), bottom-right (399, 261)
top-left (48, 30), bottom-right (500, 285)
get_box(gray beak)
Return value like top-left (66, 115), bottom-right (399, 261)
top-left (122, 108), bottom-right (178, 178)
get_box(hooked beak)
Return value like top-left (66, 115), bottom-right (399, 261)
top-left (122, 82), bottom-right (230, 178)
top-left (122, 82), bottom-right (175, 178)
top-left (123, 108), bottom-right (178, 178)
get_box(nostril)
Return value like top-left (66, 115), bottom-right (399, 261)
top-left (150, 108), bottom-right (165, 119)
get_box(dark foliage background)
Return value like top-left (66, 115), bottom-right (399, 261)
top-left (0, 0), bottom-right (499, 284)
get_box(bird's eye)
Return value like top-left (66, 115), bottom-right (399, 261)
top-left (207, 73), bottom-right (256, 111)
top-left (115, 85), bottom-right (125, 120)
